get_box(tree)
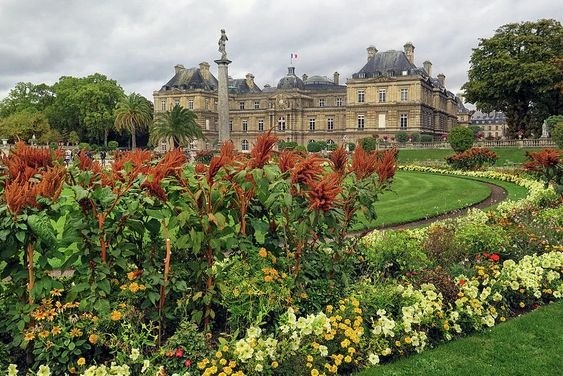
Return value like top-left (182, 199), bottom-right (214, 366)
top-left (0, 82), bottom-right (54, 118)
top-left (546, 115), bottom-right (563, 148)
top-left (0, 110), bottom-right (57, 144)
top-left (48, 74), bottom-right (124, 145)
top-left (448, 126), bottom-right (474, 152)
top-left (462, 19), bottom-right (563, 137)
top-left (150, 104), bottom-right (203, 148)
top-left (395, 131), bottom-right (408, 143)
top-left (359, 137), bottom-right (377, 151)
top-left (114, 93), bottom-right (153, 149)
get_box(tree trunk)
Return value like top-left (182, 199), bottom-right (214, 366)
top-left (131, 127), bottom-right (137, 150)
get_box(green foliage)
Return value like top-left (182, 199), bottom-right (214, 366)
top-left (546, 115), bottom-right (563, 148)
top-left (278, 140), bottom-right (298, 150)
top-left (114, 93), bottom-right (153, 149)
top-left (396, 131), bottom-right (408, 143)
top-left (446, 148), bottom-right (497, 170)
top-left (462, 19), bottom-right (563, 137)
top-left (156, 321), bottom-right (209, 374)
top-left (306, 140), bottom-right (327, 152)
top-left (78, 142), bottom-right (90, 151)
top-left (453, 216), bottom-right (508, 258)
top-left (0, 110), bottom-right (54, 143)
top-left (0, 82), bottom-right (54, 118)
top-left (107, 140), bottom-right (119, 150)
top-left (362, 231), bottom-right (429, 278)
top-left (68, 131), bottom-right (80, 145)
top-left (420, 135), bottom-right (433, 143)
top-left (150, 104), bottom-right (203, 148)
top-left (409, 133), bottom-right (421, 142)
top-left (447, 126), bottom-right (474, 152)
top-left (359, 137), bottom-right (377, 151)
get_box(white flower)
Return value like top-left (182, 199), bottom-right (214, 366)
top-left (141, 359), bottom-right (150, 373)
top-left (7, 364), bottom-right (18, 376)
top-left (368, 353), bottom-right (380, 365)
top-left (255, 363), bottom-right (264, 372)
top-left (130, 348), bottom-right (140, 361)
top-left (37, 365), bottom-right (51, 376)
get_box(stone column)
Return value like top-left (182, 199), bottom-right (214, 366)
top-left (215, 58), bottom-right (231, 144)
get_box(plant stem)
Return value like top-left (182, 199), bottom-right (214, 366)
top-left (26, 242), bottom-right (34, 305)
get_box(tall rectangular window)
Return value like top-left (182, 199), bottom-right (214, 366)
top-left (400, 113), bottom-right (408, 129)
top-left (319, 98), bottom-right (325, 107)
top-left (357, 115), bottom-right (365, 130)
top-left (188, 99), bottom-right (194, 110)
top-left (378, 89), bottom-right (386, 103)
top-left (229, 120), bottom-right (233, 132)
top-left (242, 120), bottom-right (248, 132)
top-left (357, 90), bottom-right (365, 103)
top-left (336, 98), bottom-right (343, 107)
top-left (239, 102), bottom-right (245, 110)
top-left (400, 88), bottom-right (408, 102)
top-left (258, 119), bottom-right (264, 131)
top-left (254, 101), bottom-right (260, 109)
top-left (161, 100), bottom-right (166, 111)
top-left (205, 99), bottom-right (209, 110)
top-left (327, 117), bottom-right (334, 131)
top-left (309, 118), bottom-right (316, 132)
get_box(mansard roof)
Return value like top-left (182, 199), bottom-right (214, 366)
top-left (228, 78), bottom-right (262, 94)
top-left (353, 50), bottom-right (424, 78)
top-left (471, 110), bottom-right (506, 125)
top-left (303, 75), bottom-right (346, 91)
top-left (277, 67), bottom-right (305, 90)
top-left (160, 64), bottom-right (218, 92)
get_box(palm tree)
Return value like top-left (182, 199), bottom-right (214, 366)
top-left (114, 93), bottom-right (153, 149)
top-left (150, 104), bottom-right (204, 149)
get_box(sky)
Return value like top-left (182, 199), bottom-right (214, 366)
top-left (0, 0), bottom-right (561, 103)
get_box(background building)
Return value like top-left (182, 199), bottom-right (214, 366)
top-left (471, 110), bottom-right (507, 139)
top-left (153, 42), bottom-right (460, 151)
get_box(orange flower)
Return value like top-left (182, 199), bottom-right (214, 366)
top-left (524, 148), bottom-right (560, 172)
top-left (88, 333), bottom-right (99, 344)
top-left (307, 173), bottom-right (342, 212)
top-left (110, 310), bottom-right (122, 321)
top-left (290, 155), bottom-right (324, 186)
top-left (248, 131), bottom-right (278, 169)
top-left (278, 150), bottom-right (300, 173)
top-left (329, 146), bottom-right (348, 176)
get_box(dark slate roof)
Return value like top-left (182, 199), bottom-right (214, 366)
top-left (277, 67), bottom-right (304, 90)
top-left (303, 75), bottom-right (346, 92)
top-left (228, 78), bottom-right (262, 94)
top-left (160, 65), bottom-right (218, 92)
top-left (352, 50), bottom-right (424, 78)
top-left (471, 110), bottom-right (506, 125)
top-left (456, 97), bottom-right (470, 113)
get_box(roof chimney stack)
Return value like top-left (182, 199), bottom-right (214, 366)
top-left (403, 42), bottom-right (415, 64)
top-left (333, 72), bottom-right (340, 85)
top-left (423, 61), bottom-right (432, 77)
top-left (367, 45), bottom-right (378, 60)
top-left (302, 74), bottom-right (308, 81)
top-left (437, 73), bottom-right (445, 87)
top-left (199, 62), bottom-right (210, 80)
top-left (174, 64), bottom-right (185, 75)
top-left (245, 73), bottom-right (255, 88)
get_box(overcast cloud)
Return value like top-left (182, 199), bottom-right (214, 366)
top-left (0, 0), bottom-right (561, 102)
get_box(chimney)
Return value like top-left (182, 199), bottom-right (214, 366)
top-left (437, 73), bottom-right (445, 86)
top-left (174, 64), bottom-right (185, 75)
top-left (333, 72), bottom-right (340, 85)
top-left (245, 73), bottom-right (255, 88)
top-left (367, 45), bottom-right (378, 60)
top-left (199, 62), bottom-right (210, 80)
top-left (403, 42), bottom-right (415, 64)
top-left (423, 61), bottom-right (432, 77)
top-left (302, 74), bottom-right (308, 81)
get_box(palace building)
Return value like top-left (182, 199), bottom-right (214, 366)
top-left (153, 42), bottom-right (460, 151)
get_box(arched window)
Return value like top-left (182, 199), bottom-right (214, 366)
top-left (326, 139), bottom-right (335, 145)
top-left (241, 139), bottom-right (249, 151)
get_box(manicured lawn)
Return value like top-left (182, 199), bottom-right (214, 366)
top-left (372, 171), bottom-right (491, 227)
top-left (356, 301), bottom-right (563, 376)
top-left (397, 147), bottom-right (543, 166)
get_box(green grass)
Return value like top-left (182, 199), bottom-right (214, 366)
top-left (373, 171), bottom-right (491, 227)
top-left (356, 301), bottom-right (563, 376)
top-left (397, 147), bottom-right (543, 166)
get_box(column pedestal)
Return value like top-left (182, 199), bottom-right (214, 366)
top-left (215, 58), bottom-right (231, 145)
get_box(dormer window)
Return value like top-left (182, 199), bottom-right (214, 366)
top-left (359, 72), bottom-right (366, 78)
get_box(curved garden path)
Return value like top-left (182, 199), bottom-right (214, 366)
top-left (378, 181), bottom-right (507, 230)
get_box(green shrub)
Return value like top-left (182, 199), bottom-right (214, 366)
top-left (347, 143), bottom-right (356, 151)
top-left (326, 142), bottom-right (337, 151)
top-left (421, 134), bottom-right (433, 142)
top-left (78, 142), bottom-right (90, 151)
top-left (359, 137), bottom-right (377, 151)
top-left (307, 141), bottom-right (327, 152)
top-left (278, 140), bottom-right (298, 150)
top-left (107, 140), bottom-right (119, 150)
top-left (396, 131), bottom-right (409, 143)
top-left (410, 133), bottom-right (421, 142)
top-left (546, 115), bottom-right (563, 148)
top-left (350, 280), bottom-right (404, 318)
top-left (423, 224), bottom-right (463, 267)
top-left (362, 231), bottom-right (429, 278)
top-left (446, 147), bottom-right (497, 170)
top-left (156, 321), bottom-right (209, 374)
top-left (454, 219), bottom-right (508, 258)
top-left (448, 126), bottom-right (474, 152)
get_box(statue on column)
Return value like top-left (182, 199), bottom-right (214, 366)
top-left (218, 29), bottom-right (228, 60)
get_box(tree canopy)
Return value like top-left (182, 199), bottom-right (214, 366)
top-left (150, 104), bottom-right (203, 149)
top-left (114, 93), bottom-right (153, 149)
top-left (462, 19), bottom-right (563, 137)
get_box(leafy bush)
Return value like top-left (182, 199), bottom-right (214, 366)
top-left (107, 140), bottom-right (119, 150)
top-left (546, 115), bottom-right (563, 148)
top-left (523, 148), bottom-right (562, 194)
top-left (78, 142), bottom-right (90, 151)
top-left (407, 266), bottom-right (460, 307)
top-left (448, 126), bottom-right (474, 152)
top-left (453, 217), bottom-right (508, 258)
top-left (156, 321), bottom-right (209, 374)
top-left (421, 134), bottom-right (433, 142)
top-left (396, 131), bottom-right (409, 143)
top-left (347, 142), bottom-right (356, 151)
top-left (423, 224), bottom-right (462, 267)
top-left (362, 231), bottom-right (429, 278)
top-left (359, 137), bottom-right (377, 151)
top-left (278, 140), bottom-right (298, 150)
top-left (306, 140), bottom-right (327, 152)
top-left (410, 133), bottom-right (421, 142)
top-left (446, 147), bottom-right (497, 170)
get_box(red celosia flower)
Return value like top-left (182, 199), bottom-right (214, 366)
top-left (195, 163), bottom-right (207, 174)
top-left (329, 146), bottom-right (348, 176)
top-left (141, 149), bottom-right (187, 200)
top-left (175, 347), bottom-right (184, 358)
top-left (307, 173), bottom-right (342, 212)
top-left (290, 155), bottom-right (324, 186)
top-left (458, 278), bottom-right (466, 286)
top-left (523, 148), bottom-right (561, 172)
top-left (374, 148), bottom-right (398, 183)
top-left (488, 253), bottom-right (500, 262)
top-left (278, 150), bottom-right (300, 173)
top-left (76, 151), bottom-right (103, 174)
top-left (111, 149), bottom-right (153, 181)
top-left (351, 145), bottom-right (378, 180)
top-left (249, 131), bottom-right (278, 169)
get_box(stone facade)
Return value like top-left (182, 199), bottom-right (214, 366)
top-left (153, 42), bottom-right (460, 151)
top-left (472, 110), bottom-right (508, 140)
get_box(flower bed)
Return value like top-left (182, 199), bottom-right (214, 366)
top-left (1, 142), bottom-right (561, 375)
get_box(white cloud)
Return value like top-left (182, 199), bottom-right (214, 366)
top-left (0, 0), bottom-right (561, 101)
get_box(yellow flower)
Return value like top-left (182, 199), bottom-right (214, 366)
top-left (519, 301), bottom-right (526, 308)
top-left (24, 331), bottom-right (35, 341)
top-left (38, 330), bottom-right (50, 339)
top-left (50, 288), bottom-right (63, 297)
top-left (127, 271), bottom-right (137, 281)
top-left (404, 336), bottom-right (412, 344)
top-left (129, 282), bottom-right (140, 293)
top-left (271, 361), bottom-right (279, 369)
top-left (70, 328), bottom-right (83, 337)
top-left (88, 333), bottom-right (99, 344)
top-left (258, 247), bottom-right (268, 257)
top-left (110, 310), bottom-right (122, 321)
top-left (51, 326), bottom-right (62, 335)
top-left (307, 355), bottom-right (314, 362)
top-left (340, 338), bottom-right (350, 348)
top-left (223, 367), bottom-right (233, 375)
top-left (395, 340), bottom-right (401, 347)
top-left (443, 322), bottom-right (450, 331)
top-left (77, 357), bottom-right (86, 366)
top-left (220, 358), bottom-right (227, 365)
top-left (264, 275), bottom-right (273, 283)
top-left (326, 305), bottom-right (333, 314)
top-left (215, 351), bottom-right (223, 358)
top-left (500, 316), bottom-right (506, 322)
top-left (311, 369), bottom-right (319, 376)
top-left (344, 355), bottom-right (352, 363)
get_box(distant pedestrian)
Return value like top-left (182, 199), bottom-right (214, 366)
top-left (100, 150), bottom-right (107, 166)
top-left (64, 149), bottom-right (72, 166)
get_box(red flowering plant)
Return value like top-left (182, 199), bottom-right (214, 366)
top-left (523, 148), bottom-right (562, 195)
top-left (446, 147), bottom-right (497, 171)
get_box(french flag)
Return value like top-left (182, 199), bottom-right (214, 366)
top-left (291, 53), bottom-right (298, 59)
